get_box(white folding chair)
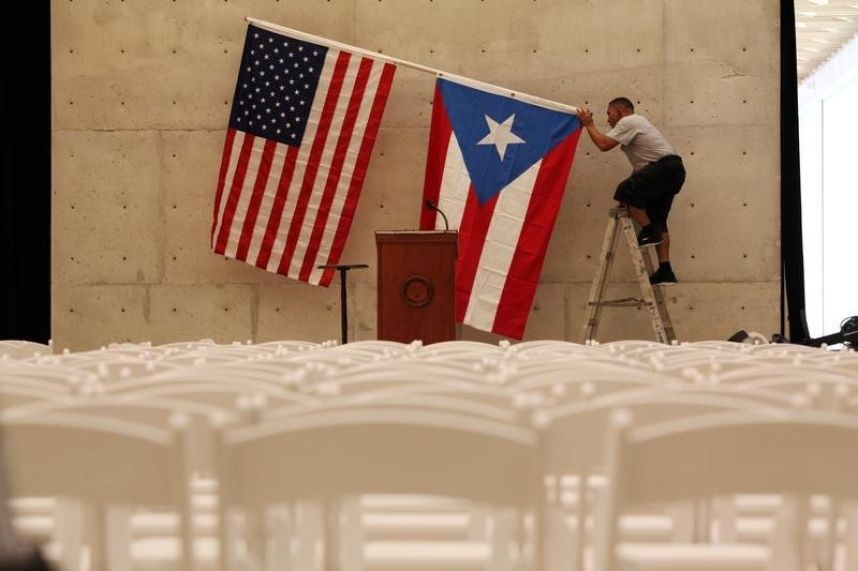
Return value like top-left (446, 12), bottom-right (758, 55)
top-left (595, 409), bottom-right (858, 571)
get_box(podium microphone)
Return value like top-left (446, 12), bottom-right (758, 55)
top-left (424, 200), bottom-right (450, 231)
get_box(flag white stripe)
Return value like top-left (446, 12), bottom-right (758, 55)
top-left (288, 52), bottom-right (361, 279)
top-left (265, 48), bottom-right (340, 274)
top-left (463, 160), bottom-right (541, 331)
top-left (212, 132), bottom-right (249, 246)
top-left (436, 133), bottom-right (470, 231)
top-left (307, 60), bottom-right (385, 284)
top-left (223, 137), bottom-right (267, 258)
top-left (244, 143), bottom-right (289, 265)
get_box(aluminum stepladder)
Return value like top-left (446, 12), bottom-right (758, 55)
top-left (583, 206), bottom-right (677, 344)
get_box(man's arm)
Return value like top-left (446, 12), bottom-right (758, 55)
top-left (577, 106), bottom-right (619, 152)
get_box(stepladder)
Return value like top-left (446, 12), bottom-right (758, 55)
top-left (583, 207), bottom-right (677, 344)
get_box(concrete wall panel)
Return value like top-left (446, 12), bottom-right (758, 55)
top-left (352, 282), bottom-right (377, 342)
top-left (52, 286), bottom-right (152, 351)
top-left (161, 130), bottom-right (285, 285)
top-left (664, 0), bottom-right (779, 127)
top-left (257, 282), bottom-right (344, 343)
top-left (665, 125), bottom-right (780, 282)
top-left (52, 131), bottom-right (162, 286)
top-left (148, 285), bottom-right (255, 344)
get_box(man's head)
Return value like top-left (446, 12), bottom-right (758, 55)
top-left (607, 97), bottom-right (635, 128)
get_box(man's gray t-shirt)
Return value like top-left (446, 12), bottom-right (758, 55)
top-left (607, 114), bottom-right (677, 172)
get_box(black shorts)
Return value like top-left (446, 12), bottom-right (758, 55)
top-left (613, 155), bottom-right (685, 230)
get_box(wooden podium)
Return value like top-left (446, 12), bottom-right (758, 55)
top-left (376, 230), bottom-right (457, 344)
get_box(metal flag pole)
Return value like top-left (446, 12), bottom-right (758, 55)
top-left (245, 16), bottom-right (579, 116)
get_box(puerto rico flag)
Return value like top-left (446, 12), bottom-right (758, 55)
top-left (420, 78), bottom-right (582, 339)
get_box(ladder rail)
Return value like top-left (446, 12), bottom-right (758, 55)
top-left (619, 215), bottom-right (670, 344)
top-left (582, 209), bottom-right (622, 343)
top-left (640, 246), bottom-right (677, 342)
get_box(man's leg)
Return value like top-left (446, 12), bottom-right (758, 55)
top-left (626, 205), bottom-right (650, 228)
top-left (656, 232), bottom-right (670, 263)
top-left (614, 173), bottom-right (662, 246)
top-left (648, 197), bottom-right (676, 285)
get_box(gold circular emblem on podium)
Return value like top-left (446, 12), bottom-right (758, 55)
top-left (401, 275), bottom-right (433, 308)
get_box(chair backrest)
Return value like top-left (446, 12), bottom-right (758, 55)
top-left (2, 416), bottom-right (185, 505)
top-left (220, 406), bottom-right (537, 507)
top-left (544, 388), bottom-right (784, 473)
top-left (596, 409), bottom-right (858, 570)
top-left (614, 411), bottom-right (858, 503)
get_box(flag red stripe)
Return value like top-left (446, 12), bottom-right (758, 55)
top-left (277, 51), bottom-right (351, 276)
top-left (419, 84), bottom-right (452, 231)
top-left (318, 62), bottom-right (396, 286)
top-left (454, 190), bottom-right (498, 322)
top-left (235, 139), bottom-right (278, 261)
top-left (491, 129), bottom-right (583, 338)
top-left (298, 57), bottom-right (374, 282)
top-left (254, 144), bottom-right (300, 269)
top-left (211, 128), bottom-right (238, 244)
top-left (214, 133), bottom-right (255, 254)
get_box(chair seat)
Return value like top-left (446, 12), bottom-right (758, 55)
top-left (365, 541), bottom-right (489, 570)
top-left (617, 542), bottom-right (770, 571)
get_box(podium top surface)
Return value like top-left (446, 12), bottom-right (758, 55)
top-left (375, 230), bottom-right (458, 244)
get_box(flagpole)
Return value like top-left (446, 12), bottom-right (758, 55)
top-left (245, 17), bottom-right (580, 115)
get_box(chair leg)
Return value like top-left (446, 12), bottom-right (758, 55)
top-left (244, 507), bottom-right (265, 571)
top-left (844, 503), bottom-right (858, 571)
top-left (488, 507), bottom-right (516, 571)
top-left (769, 496), bottom-right (805, 571)
top-left (54, 499), bottom-right (84, 571)
top-left (294, 501), bottom-right (323, 571)
top-left (338, 497), bottom-right (363, 571)
top-left (84, 502), bottom-right (108, 571)
top-left (105, 506), bottom-right (133, 571)
top-left (266, 505), bottom-right (293, 571)
top-left (322, 498), bottom-right (341, 571)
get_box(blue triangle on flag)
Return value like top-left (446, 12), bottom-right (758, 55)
top-left (438, 79), bottom-right (581, 205)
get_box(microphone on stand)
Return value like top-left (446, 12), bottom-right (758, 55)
top-left (424, 200), bottom-right (450, 231)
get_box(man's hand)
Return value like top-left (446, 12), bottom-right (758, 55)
top-left (578, 105), bottom-right (618, 152)
top-left (578, 106), bottom-right (594, 126)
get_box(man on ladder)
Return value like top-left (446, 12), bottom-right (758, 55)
top-left (577, 97), bottom-right (686, 285)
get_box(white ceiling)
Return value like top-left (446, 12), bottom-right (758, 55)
top-left (795, 0), bottom-right (858, 81)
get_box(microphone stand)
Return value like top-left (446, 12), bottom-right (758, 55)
top-left (424, 200), bottom-right (449, 231)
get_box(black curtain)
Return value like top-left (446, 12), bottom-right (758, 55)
top-left (780, 0), bottom-right (806, 342)
top-left (0, 1), bottom-right (51, 343)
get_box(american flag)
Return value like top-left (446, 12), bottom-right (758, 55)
top-left (420, 78), bottom-right (582, 339)
top-left (212, 24), bottom-right (396, 286)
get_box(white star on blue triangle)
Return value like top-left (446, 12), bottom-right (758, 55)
top-left (439, 79), bottom-right (581, 205)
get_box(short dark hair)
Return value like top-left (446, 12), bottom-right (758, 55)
top-left (609, 97), bottom-right (635, 112)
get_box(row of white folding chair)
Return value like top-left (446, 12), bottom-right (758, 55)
top-left (1, 366), bottom-right (539, 570)
top-left (1, 393), bottom-right (813, 571)
top-left (0, 341), bottom-right (51, 361)
top-left (10, 339), bottom-right (855, 392)
top-left (212, 387), bottom-right (789, 571)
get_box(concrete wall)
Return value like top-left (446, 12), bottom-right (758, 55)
top-left (51, 0), bottom-right (781, 351)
